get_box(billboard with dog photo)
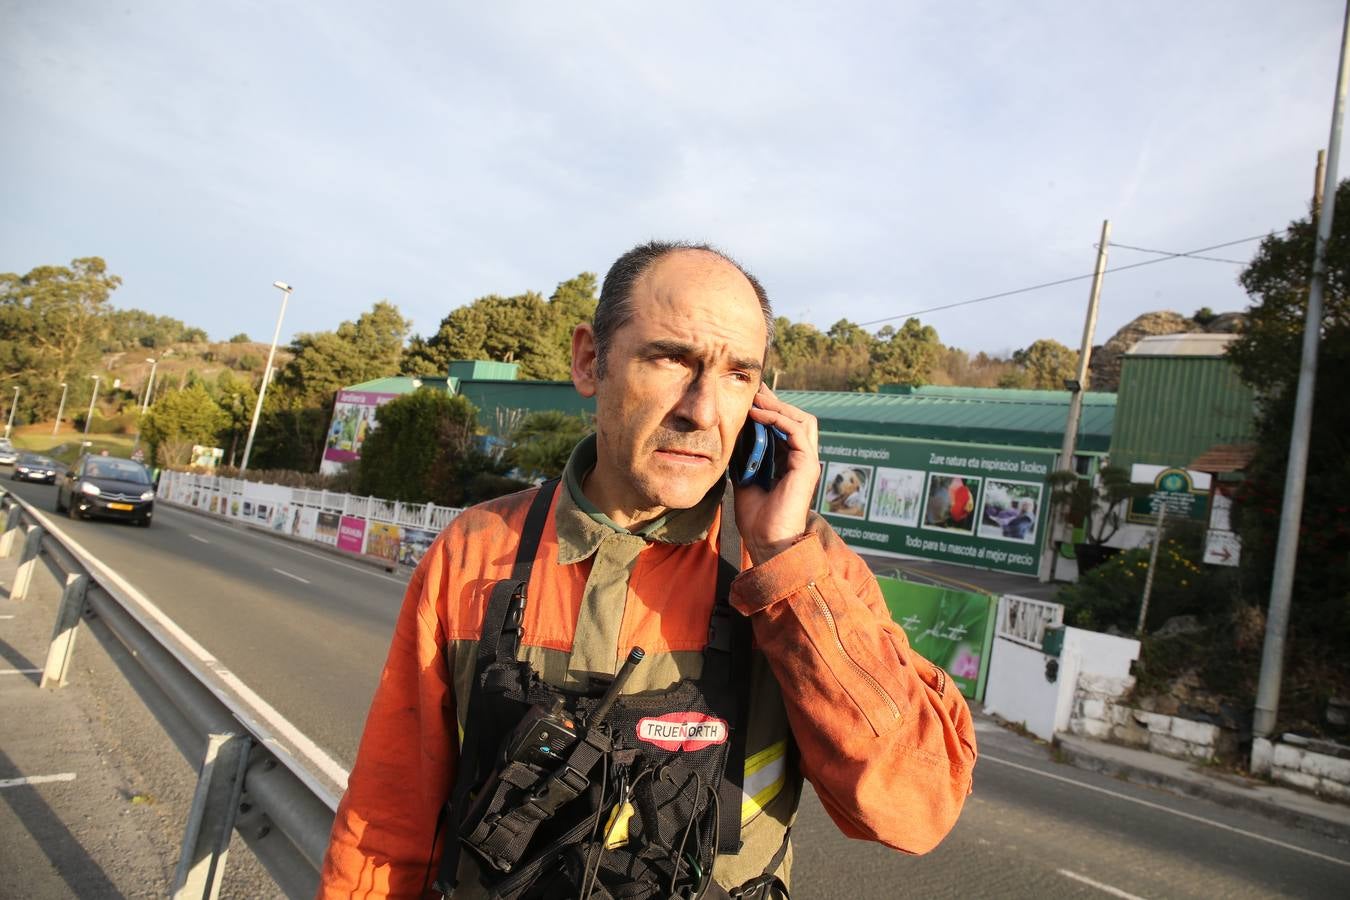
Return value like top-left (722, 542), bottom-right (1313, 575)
top-left (817, 433), bottom-right (1055, 575)
top-left (820, 462), bottom-right (873, 518)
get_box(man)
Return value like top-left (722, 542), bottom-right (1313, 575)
top-left (320, 241), bottom-right (976, 898)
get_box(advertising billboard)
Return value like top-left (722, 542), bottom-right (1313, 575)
top-left (366, 522), bottom-right (402, 563)
top-left (337, 516), bottom-right (367, 554)
top-left (321, 390), bottom-right (401, 473)
top-left (817, 434), bottom-right (1055, 576)
top-left (877, 577), bottom-right (996, 700)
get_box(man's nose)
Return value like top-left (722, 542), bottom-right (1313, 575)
top-left (673, 374), bottom-right (719, 431)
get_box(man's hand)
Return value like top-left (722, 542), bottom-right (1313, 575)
top-left (733, 384), bottom-right (820, 565)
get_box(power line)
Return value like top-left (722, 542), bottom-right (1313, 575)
top-left (1111, 242), bottom-right (1250, 265)
top-left (858, 232), bottom-right (1279, 328)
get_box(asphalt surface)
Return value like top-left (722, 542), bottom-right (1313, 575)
top-left (5, 475), bottom-right (1350, 898)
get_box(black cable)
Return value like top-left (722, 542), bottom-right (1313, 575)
top-left (1111, 242), bottom-right (1250, 264)
top-left (855, 232), bottom-right (1280, 328)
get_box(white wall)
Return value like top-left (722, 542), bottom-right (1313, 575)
top-left (984, 625), bottom-right (1140, 742)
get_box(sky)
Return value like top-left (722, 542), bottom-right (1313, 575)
top-left (2, 1), bottom-right (1346, 357)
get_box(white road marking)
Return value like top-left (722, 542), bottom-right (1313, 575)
top-left (0, 773), bottom-right (77, 789)
top-left (1, 669), bottom-right (41, 676)
top-left (982, 754), bottom-right (1350, 867)
top-left (272, 568), bottom-right (310, 584)
top-left (189, 534), bottom-right (210, 544)
top-left (167, 509), bottom-right (407, 585)
top-left (14, 503), bottom-right (352, 797)
top-left (1058, 869), bottom-right (1147, 899)
top-left (0, 614), bottom-right (15, 619)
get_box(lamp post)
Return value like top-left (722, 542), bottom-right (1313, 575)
top-left (83, 375), bottom-right (101, 438)
top-left (4, 386), bottom-right (18, 440)
top-left (240, 281), bottom-right (294, 472)
top-left (53, 382), bottom-right (68, 436)
top-left (141, 357), bottom-right (161, 413)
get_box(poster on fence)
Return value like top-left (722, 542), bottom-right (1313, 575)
top-left (292, 507), bottom-right (318, 540)
top-left (877, 577), bottom-right (996, 699)
top-left (337, 516), bottom-right (367, 554)
top-left (399, 527), bottom-right (438, 567)
top-left (315, 512), bottom-right (340, 546)
top-left (366, 522), bottom-right (402, 563)
top-left (816, 434), bottom-right (1054, 576)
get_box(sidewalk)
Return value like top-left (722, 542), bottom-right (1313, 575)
top-left (1055, 731), bottom-right (1350, 842)
top-left (0, 530), bottom-right (277, 898)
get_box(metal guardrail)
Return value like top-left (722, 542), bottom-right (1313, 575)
top-left (0, 485), bottom-right (343, 898)
top-left (997, 594), bottom-right (1064, 649)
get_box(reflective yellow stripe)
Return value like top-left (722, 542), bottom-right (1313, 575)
top-left (744, 740), bottom-right (787, 777)
top-left (740, 740), bottom-right (787, 823)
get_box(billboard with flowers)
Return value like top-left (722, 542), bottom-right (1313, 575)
top-left (876, 577), bottom-right (997, 700)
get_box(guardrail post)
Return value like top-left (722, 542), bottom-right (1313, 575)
top-left (0, 502), bottom-right (22, 557)
top-left (41, 573), bottom-right (90, 689)
top-left (172, 732), bottom-right (252, 900)
top-left (9, 525), bottom-right (44, 601)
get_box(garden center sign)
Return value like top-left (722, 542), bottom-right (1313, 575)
top-left (815, 433), bottom-right (1055, 576)
top-left (1127, 464), bottom-right (1212, 524)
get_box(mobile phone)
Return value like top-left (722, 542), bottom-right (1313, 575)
top-left (730, 420), bottom-right (789, 490)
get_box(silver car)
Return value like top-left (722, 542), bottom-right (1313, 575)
top-left (0, 440), bottom-right (18, 466)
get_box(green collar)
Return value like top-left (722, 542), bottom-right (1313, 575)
top-left (556, 434), bottom-right (724, 565)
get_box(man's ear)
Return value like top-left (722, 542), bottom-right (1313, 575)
top-left (572, 323), bottom-right (599, 398)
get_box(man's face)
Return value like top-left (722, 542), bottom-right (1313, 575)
top-left (573, 250), bottom-right (767, 522)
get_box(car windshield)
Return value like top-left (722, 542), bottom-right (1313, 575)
top-left (85, 460), bottom-right (150, 484)
top-left (30, 456), bottom-right (57, 467)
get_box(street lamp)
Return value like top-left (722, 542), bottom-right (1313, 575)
top-left (4, 386), bottom-right (18, 440)
top-left (84, 375), bottom-right (101, 438)
top-left (142, 357), bottom-right (162, 413)
top-left (53, 382), bottom-right (68, 436)
top-left (240, 280), bottom-right (294, 472)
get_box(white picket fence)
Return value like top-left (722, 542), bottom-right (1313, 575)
top-left (996, 594), bottom-right (1064, 649)
top-left (158, 469), bottom-right (465, 566)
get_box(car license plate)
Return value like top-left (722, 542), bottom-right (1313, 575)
top-left (108, 502), bottom-right (134, 511)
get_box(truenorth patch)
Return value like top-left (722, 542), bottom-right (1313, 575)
top-left (635, 714), bottom-right (729, 752)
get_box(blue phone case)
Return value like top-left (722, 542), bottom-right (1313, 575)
top-left (732, 421), bottom-right (788, 489)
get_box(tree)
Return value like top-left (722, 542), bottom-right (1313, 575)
top-left (0, 257), bottom-right (120, 420)
top-left (229, 332), bottom-right (251, 343)
top-left (355, 388), bottom-right (522, 505)
top-left (402, 273), bottom-right (597, 380)
top-left (1007, 339), bottom-right (1080, 390)
top-left (1227, 179), bottom-right (1350, 651)
top-left (862, 318), bottom-right (943, 390)
top-left (509, 411), bottom-right (593, 478)
top-left (140, 383), bottom-right (230, 466)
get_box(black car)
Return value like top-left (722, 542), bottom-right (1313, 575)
top-left (12, 453), bottom-right (61, 484)
top-left (56, 455), bottom-right (155, 526)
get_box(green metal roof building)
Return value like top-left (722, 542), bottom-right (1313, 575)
top-left (1107, 334), bottom-right (1255, 471)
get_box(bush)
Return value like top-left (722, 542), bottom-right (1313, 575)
top-left (81, 411), bottom-right (139, 435)
top-left (1055, 522), bottom-right (1237, 634)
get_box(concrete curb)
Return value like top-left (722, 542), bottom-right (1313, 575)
top-left (159, 499), bottom-right (416, 578)
top-left (1055, 734), bottom-right (1350, 843)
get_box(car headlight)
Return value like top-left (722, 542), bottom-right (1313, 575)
top-left (45, 470), bottom-right (55, 476)
top-left (140, 490), bottom-right (155, 501)
top-left (80, 482), bottom-right (101, 496)
top-left (16, 467), bottom-right (27, 473)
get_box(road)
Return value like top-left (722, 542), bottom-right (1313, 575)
top-left (6, 476), bottom-right (1350, 898)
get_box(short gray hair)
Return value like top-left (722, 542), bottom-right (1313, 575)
top-left (593, 240), bottom-right (775, 377)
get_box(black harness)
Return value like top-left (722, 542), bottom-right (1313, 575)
top-left (434, 481), bottom-right (789, 900)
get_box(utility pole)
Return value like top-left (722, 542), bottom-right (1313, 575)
top-left (1039, 219), bottom-right (1111, 582)
top-left (1252, 1), bottom-right (1350, 740)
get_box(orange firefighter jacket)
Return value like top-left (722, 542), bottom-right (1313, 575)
top-left (320, 483), bottom-right (977, 898)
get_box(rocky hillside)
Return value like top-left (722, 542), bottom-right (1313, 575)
top-left (1088, 310), bottom-right (1247, 392)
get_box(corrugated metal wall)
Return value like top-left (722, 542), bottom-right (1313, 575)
top-left (1108, 356), bottom-right (1255, 469)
